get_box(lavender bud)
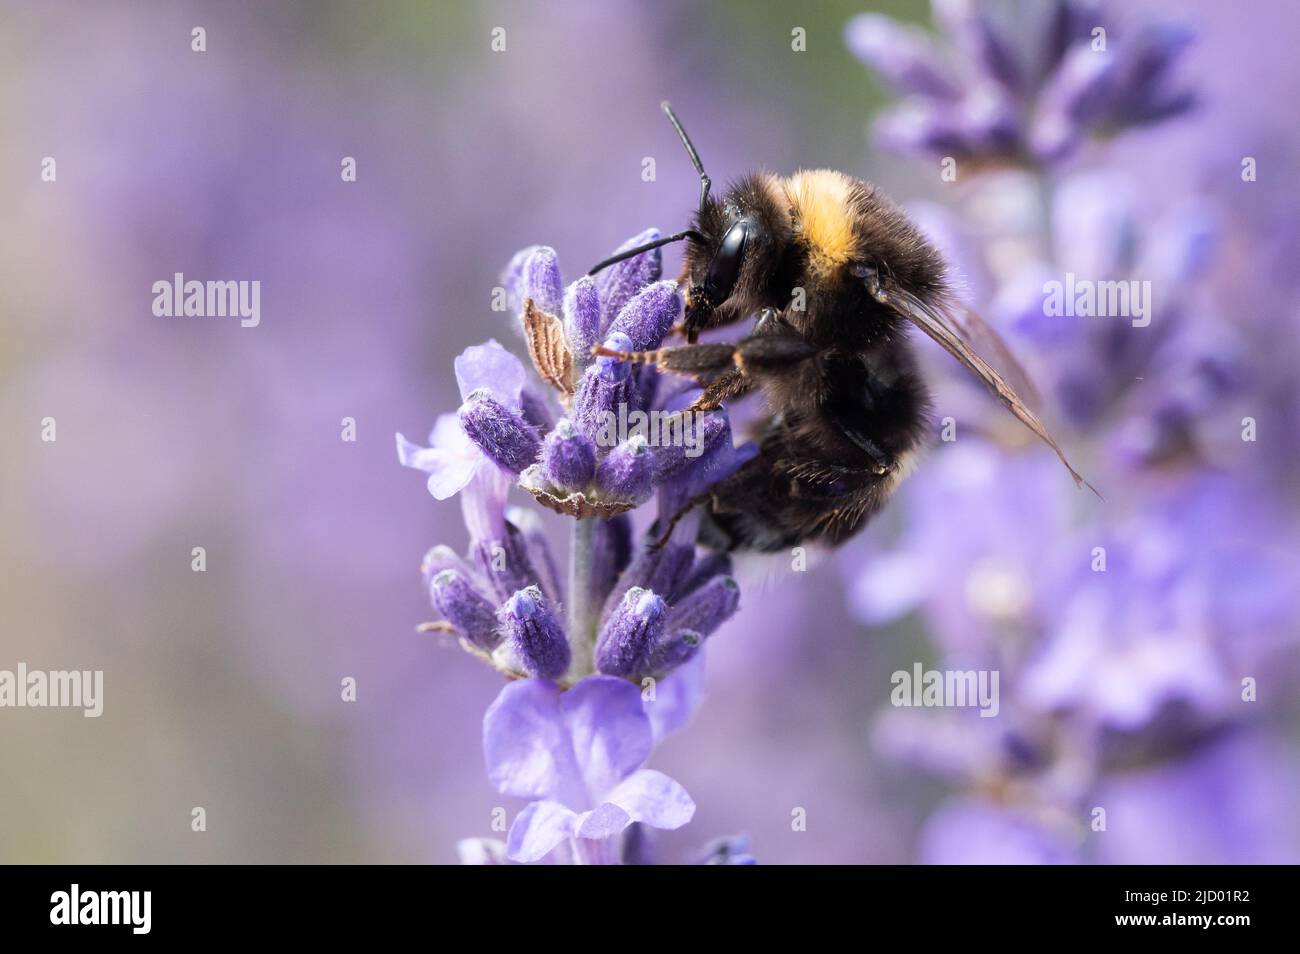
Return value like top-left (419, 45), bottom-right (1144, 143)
top-left (502, 244), bottom-right (541, 314)
top-left (520, 246), bottom-right (563, 318)
top-left (652, 410), bottom-right (730, 483)
top-left (573, 332), bottom-right (641, 443)
top-left (507, 506), bottom-right (565, 605)
top-left (472, 522), bottom-right (541, 602)
top-left (607, 281), bottom-right (682, 350)
top-left (844, 14), bottom-right (961, 99)
top-left (596, 436), bottom-right (653, 501)
top-left (595, 229), bottom-right (664, 325)
top-left (596, 587), bottom-right (667, 677)
top-left (676, 550), bottom-right (733, 599)
top-left (459, 389), bottom-right (541, 474)
top-left (935, 0), bottom-right (1023, 91)
top-left (563, 276), bottom-right (603, 358)
top-left (430, 570), bottom-right (501, 650)
top-left (668, 574), bottom-right (740, 637)
top-left (519, 385), bottom-right (555, 433)
top-left (497, 585), bottom-right (570, 680)
top-left (592, 513), bottom-right (634, 606)
top-left (875, 101), bottom-right (973, 158)
top-left (421, 544), bottom-right (473, 591)
top-left (541, 418), bottom-right (597, 489)
top-left (649, 628), bottom-right (702, 674)
top-left (1030, 47), bottom-right (1116, 159)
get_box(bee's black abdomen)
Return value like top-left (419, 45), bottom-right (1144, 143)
top-left (704, 345), bottom-right (930, 552)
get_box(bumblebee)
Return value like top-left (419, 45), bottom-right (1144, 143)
top-left (591, 103), bottom-right (1092, 552)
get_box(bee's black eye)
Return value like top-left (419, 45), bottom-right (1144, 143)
top-left (702, 219), bottom-right (750, 305)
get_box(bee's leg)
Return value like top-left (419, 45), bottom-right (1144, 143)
top-left (592, 342), bottom-right (739, 376)
top-left (685, 367), bottom-right (752, 412)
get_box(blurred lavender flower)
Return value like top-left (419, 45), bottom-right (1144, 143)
top-left (399, 231), bottom-right (750, 864)
top-left (846, 1), bottom-right (1196, 166)
top-left (843, 2), bottom-right (1300, 865)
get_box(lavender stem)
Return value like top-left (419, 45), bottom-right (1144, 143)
top-left (566, 515), bottom-right (599, 677)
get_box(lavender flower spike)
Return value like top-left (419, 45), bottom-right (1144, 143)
top-left (430, 569), bottom-right (501, 651)
top-left (596, 587), bottom-right (667, 678)
top-left (494, 585), bottom-right (570, 680)
top-left (459, 389), bottom-right (541, 474)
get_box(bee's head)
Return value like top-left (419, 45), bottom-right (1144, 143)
top-left (682, 177), bottom-right (790, 341)
top-left (587, 104), bottom-right (788, 340)
top-left (682, 211), bottom-right (753, 342)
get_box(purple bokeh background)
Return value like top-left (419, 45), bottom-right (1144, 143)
top-left (1, 0), bottom-right (1296, 863)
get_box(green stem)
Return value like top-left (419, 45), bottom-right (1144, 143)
top-left (566, 516), bottom-right (598, 678)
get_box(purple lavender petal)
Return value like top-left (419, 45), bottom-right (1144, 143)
top-left (844, 13), bottom-right (961, 99)
top-left (602, 769), bottom-right (695, 831)
top-left (644, 653), bottom-right (706, 742)
top-left (563, 276), bottom-right (603, 357)
top-left (483, 679), bottom-right (587, 805)
top-left (607, 281), bottom-right (683, 350)
top-left (505, 800), bottom-right (579, 864)
top-left (596, 587), bottom-right (667, 677)
top-left (395, 414), bottom-right (481, 500)
top-left (459, 463), bottom-right (511, 544)
top-left (458, 390), bottom-right (541, 474)
top-left (430, 569), bottom-right (501, 650)
top-left (497, 586), bottom-right (571, 681)
top-left (667, 574), bottom-right (739, 637)
top-left (572, 802), bottom-right (632, 841)
top-left (520, 245), bottom-right (563, 318)
top-left (595, 228), bottom-right (664, 328)
top-left (541, 417), bottom-right (597, 489)
top-left (454, 339), bottom-right (527, 407)
top-left (559, 674), bottom-right (653, 799)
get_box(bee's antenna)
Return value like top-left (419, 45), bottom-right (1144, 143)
top-left (661, 100), bottom-right (711, 213)
top-left (586, 228), bottom-right (703, 276)
top-left (584, 101), bottom-right (712, 277)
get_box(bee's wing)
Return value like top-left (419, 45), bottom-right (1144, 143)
top-left (947, 304), bottom-right (1043, 414)
top-left (888, 286), bottom-right (1098, 496)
